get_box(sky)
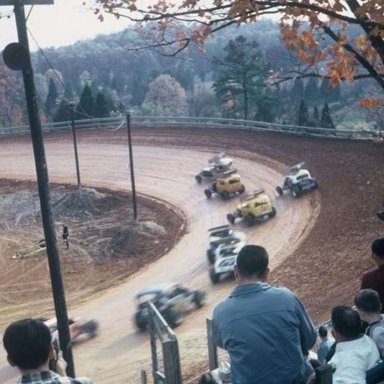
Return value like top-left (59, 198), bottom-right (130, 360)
top-left (0, 0), bottom-right (129, 52)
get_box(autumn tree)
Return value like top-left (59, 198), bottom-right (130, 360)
top-left (360, 98), bottom-right (384, 128)
top-left (0, 60), bottom-right (25, 126)
top-left (94, 0), bottom-right (384, 92)
top-left (142, 74), bottom-right (188, 116)
top-left (212, 36), bottom-right (269, 120)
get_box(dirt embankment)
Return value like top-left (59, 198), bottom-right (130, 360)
top-left (0, 180), bottom-right (185, 327)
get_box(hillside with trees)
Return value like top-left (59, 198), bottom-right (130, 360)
top-left (0, 19), bottom-right (381, 131)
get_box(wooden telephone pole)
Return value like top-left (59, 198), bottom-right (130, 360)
top-left (1, 0), bottom-right (75, 377)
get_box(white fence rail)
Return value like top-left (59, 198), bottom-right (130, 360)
top-left (0, 116), bottom-right (377, 141)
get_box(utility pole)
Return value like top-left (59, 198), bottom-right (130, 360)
top-left (126, 112), bottom-right (138, 220)
top-left (1, 0), bottom-right (75, 377)
top-left (70, 103), bottom-right (81, 189)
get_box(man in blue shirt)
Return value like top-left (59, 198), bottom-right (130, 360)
top-left (212, 245), bottom-right (317, 384)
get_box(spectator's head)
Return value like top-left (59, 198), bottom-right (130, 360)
top-left (235, 245), bottom-right (269, 281)
top-left (318, 325), bottom-right (328, 339)
top-left (371, 237), bottom-right (384, 262)
top-left (331, 306), bottom-right (362, 342)
top-left (354, 289), bottom-right (382, 320)
top-left (3, 319), bottom-right (52, 371)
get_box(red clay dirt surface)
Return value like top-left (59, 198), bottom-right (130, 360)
top-left (0, 126), bottom-right (383, 383)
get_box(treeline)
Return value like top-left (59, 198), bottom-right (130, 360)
top-left (0, 20), bottom-right (379, 128)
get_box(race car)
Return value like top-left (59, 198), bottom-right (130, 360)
top-left (134, 283), bottom-right (206, 330)
top-left (209, 242), bottom-right (242, 284)
top-left (44, 317), bottom-right (98, 343)
top-left (195, 152), bottom-right (237, 183)
top-left (207, 236), bottom-right (245, 265)
top-left (276, 162), bottom-right (318, 198)
top-left (204, 171), bottom-right (245, 200)
top-left (206, 225), bottom-right (245, 263)
top-left (227, 190), bottom-right (276, 226)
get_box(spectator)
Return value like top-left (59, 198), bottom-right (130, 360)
top-left (355, 289), bottom-right (384, 358)
top-left (317, 325), bottom-right (335, 364)
top-left (2, 318), bottom-right (92, 384)
top-left (62, 225), bottom-right (69, 249)
top-left (329, 306), bottom-right (380, 384)
top-left (361, 237), bottom-right (384, 311)
top-left (212, 245), bottom-right (317, 384)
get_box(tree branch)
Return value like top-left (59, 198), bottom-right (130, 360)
top-left (321, 23), bottom-right (384, 89)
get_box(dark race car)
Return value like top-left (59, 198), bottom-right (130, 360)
top-left (134, 283), bottom-right (206, 330)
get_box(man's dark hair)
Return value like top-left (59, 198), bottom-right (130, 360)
top-left (355, 289), bottom-right (382, 313)
top-left (3, 319), bottom-right (52, 370)
top-left (318, 325), bottom-right (328, 338)
top-left (331, 306), bottom-right (362, 339)
top-left (236, 245), bottom-right (269, 278)
top-left (371, 237), bottom-right (384, 259)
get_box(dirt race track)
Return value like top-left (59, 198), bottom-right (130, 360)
top-left (0, 126), bottom-right (384, 383)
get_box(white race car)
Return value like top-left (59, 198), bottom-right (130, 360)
top-left (195, 153), bottom-right (237, 183)
top-left (276, 162), bottom-right (318, 198)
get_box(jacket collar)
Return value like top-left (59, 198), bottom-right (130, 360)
top-left (230, 282), bottom-right (271, 297)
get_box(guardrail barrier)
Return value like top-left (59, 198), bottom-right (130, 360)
top-left (0, 115), bottom-right (378, 141)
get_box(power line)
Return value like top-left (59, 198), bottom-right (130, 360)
top-left (25, 5), bottom-right (33, 22)
top-left (27, 27), bottom-right (100, 120)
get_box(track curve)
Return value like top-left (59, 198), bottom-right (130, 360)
top-left (0, 132), bottom-right (320, 383)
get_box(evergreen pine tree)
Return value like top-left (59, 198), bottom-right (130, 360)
top-left (321, 102), bottom-right (335, 128)
top-left (53, 99), bottom-right (72, 122)
top-left (212, 36), bottom-right (270, 120)
top-left (94, 92), bottom-right (110, 118)
top-left (45, 79), bottom-right (58, 116)
top-left (77, 85), bottom-right (94, 119)
top-left (63, 82), bottom-right (74, 100)
top-left (297, 100), bottom-right (309, 126)
top-left (313, 106), bottom-right (319, 121)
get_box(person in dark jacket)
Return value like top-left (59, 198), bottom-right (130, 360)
top-left (212, 245), bottom-right (317, 384)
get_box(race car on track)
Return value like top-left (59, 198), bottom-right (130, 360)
top-left (276, 162), bottom-right (318, 198)
top-left (43, 317), bottom-right (99, 344)
top-left (227, 189), bottom-right (276, 226)
top-left (206, 225), bottom-right (245, 263)
top-left (134, 283), bottom-right (206, 330)
top-left (207, 235), bottom-right (246, 265)
top-left (195, 152), bottom-right (237, 183)
top-left (209, 242), bottom-right (243, 284)
top-left (204, 171), bottom-right (245, 200)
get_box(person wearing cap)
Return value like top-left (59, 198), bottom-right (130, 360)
top-left (211, 245), bottom-right (317, 384)
top-left (361, 237), bottom-right (384, 312)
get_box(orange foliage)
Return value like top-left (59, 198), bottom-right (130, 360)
top-left (360, 98), bottom-right (384, 109)
top-left (95, 0), bottom-right (384, 88)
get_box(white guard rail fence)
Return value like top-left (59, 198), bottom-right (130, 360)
top-left (0, 115), bottom-right (378, 141)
